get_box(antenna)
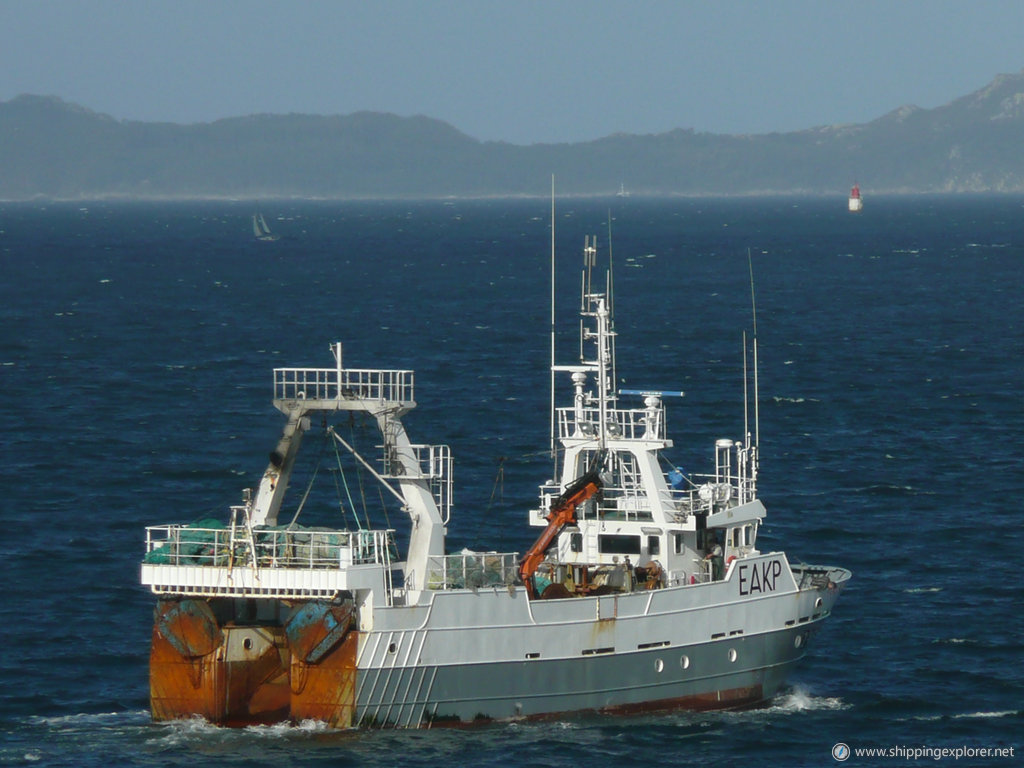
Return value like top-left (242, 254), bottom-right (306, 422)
top-left (580, 235), bottom-right (597, 363)
top-left (748, 247), bottom-right (758, 338)
top-left (584, 234), bottom-right (597, 297)
top-left (606, 210), bottom-right (615, 317)
top-left (607, 210), bottom-right (617, 392)
top-left (550, 176), bottom-right (557, 473)
top-left (743, 329), bottom-right (749, 442)
top-left (747, 248), bottom-right (760, 450)
top-left (578, 268), bottom-right (585, 363)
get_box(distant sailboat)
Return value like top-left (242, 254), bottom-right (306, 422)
top-left (252, 213), bottom-right (280, 241)
top-left (616, 182), bottom-right (630, 197)
top-left (848, 183), bottom-right (863, 213)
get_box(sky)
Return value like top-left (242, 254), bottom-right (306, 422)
top-left (2, 1), bottom-right (1023, 145)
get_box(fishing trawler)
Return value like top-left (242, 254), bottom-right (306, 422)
top-left (140, 236), bottom-right (850, 729)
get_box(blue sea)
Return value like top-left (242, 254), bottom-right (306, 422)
top-left (1, 196), bottom-right (1021, 767)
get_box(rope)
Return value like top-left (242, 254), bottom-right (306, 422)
top-left (328, 461), bottom-right (352, 530)
top-left (287, 430), bottom-right (330, 528)
top-left (352, 418), bottom-right (371, 526)
top-left (465, 447), bottom-right (565, 547)
top-left (349, 416), bottom-right (392, 531)
top-left (377, 485), bottom-right (392, 531)
top-left (330, 427), bottom-right (365, 530)
top-left (485, 457), bottom-right (506, 513)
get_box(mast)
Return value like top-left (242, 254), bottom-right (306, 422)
top-left (550, 176), bottom-right (557, 476)
top-left (596, 292), bottom-right (610, 451)
top-left (747, 249), bottom-right (760, 452)
top-left (607, 211), bottom-right (617, 395)
top-left (580, 236), bottom-right (597, 364)
top-left (581, 236), bottom-right (615, 451)
top-left (743, 329), bottom-right (749, 442)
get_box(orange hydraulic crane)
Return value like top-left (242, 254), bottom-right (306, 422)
top-left (519, 462), bottom-right (603, 599)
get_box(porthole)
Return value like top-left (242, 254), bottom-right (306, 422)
top-left (815, 597), bottom-right (823, 609)
top-left (655, 659), bottom-right (664, 673)
top-left (680, 655), bottom-right (690, 670)
top-left (388, 642), bottom-right (397, 653)
top-left (728, 648), bottom-right (737, 663)
top-left (243, 637), bottom-right (253, 651)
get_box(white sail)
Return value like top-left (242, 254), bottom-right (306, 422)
top-left (252, 213), bottom-right (279, 241)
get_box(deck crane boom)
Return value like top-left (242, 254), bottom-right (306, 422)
top-left (519, 462), bottom-right (603, 599)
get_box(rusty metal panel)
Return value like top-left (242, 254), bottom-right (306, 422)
top-left (289, 630), bottom-right (358, 728)
top-left (155, 599), bottom-right (222, 659)
top-left (284, 601), bottom-right (355, 664)
top-left (150, 599), bottom-right (292, 726)
top-left (150, 595), bottom-right (361, 727)
top-left (150, 623), bottom-right (226, 723)
top-left (220, 626), bottom-right (291, 725)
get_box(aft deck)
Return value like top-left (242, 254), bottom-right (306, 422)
top-left (141, 517), bottom-right (398, 599)
top-left (140, 517), bottom-right (521, 600)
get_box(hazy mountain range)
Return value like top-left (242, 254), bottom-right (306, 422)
top-left (3, 71), bottom-right (1024, 200)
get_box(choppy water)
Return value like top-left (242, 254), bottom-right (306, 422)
top-left (1, 196), bottom-right (1021, 766)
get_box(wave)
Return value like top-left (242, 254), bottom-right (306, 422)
top-left (765, 686), bottom-right (849, 714)
top-left (691, 686), bottom-right (850, 722)
top-left (9, 710), bottom-right (152, 763)
top-left (150, 714), bottom-right (344, 748)
top-left (905, 709), bottom-right (1021, 723)
top-left (952, 710), bottom-right (1018, 719)
top-left (244, 718), bottom-right (332, 736)
top-left (930, 636), bottom-right (1024, 652)
top-left (860, 484), bottom-right (917, 496)
top-left (28, 709), bottom-right (149, 728)
top-left (17, 709), bottom-right (341, 756)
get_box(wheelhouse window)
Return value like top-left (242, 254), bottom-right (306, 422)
top-left (598, 534), bottom-right (641, 555)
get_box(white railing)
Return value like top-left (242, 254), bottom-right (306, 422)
top-left (143, 523), bottom-right (397, 570)
top-left (424, 551), bottom-right (520, 590)
top-left (387, 444), bottom-right (452, 524)
top-left (557, 405), bottom-right (665, 441)
top-left (535, 480), bottom-right (676, 523)
top-left (274, 367), bottom-right (414, 405)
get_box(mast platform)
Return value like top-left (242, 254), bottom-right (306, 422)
top-left (273, 366), bottom-right (415, 414)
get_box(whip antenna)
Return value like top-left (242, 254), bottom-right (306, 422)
top-left (748, 248), bottom-right (760, 449)
top-left (550, 175), bottom-right (557, 473)
top-left (607, 209), bottom-right (617, 392)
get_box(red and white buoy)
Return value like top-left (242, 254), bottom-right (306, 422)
top-left (848, 183), bottom-right (863, 212)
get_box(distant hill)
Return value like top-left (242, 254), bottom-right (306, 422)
top-left (3, 71), bottom-right (1024, 199)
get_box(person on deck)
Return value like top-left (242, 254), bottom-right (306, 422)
top-left (705, 540), bottom-right (724, 581)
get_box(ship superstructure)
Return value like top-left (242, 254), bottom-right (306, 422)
top-left (141, 236), bottom-right (850, 728)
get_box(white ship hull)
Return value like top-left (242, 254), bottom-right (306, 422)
top-left (354, 560), bottom-right (847, 725)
